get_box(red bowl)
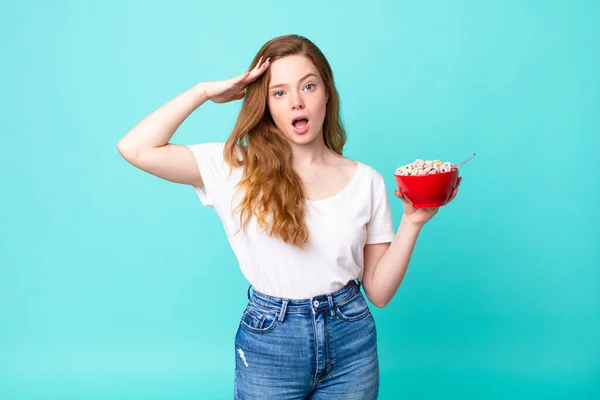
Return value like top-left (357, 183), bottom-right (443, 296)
top-left (394, 169), bottom-right (460, 208)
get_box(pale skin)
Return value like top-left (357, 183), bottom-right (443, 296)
top-left (117, 54), bottom-right (459, 308)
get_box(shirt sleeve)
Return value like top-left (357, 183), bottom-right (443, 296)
top-left (365, 173), bottom-right (395, 244)
top-left (185, 142), bottom-right (231, 209)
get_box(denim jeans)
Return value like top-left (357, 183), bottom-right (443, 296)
top-left (234, 280), bottom-right (379, 399)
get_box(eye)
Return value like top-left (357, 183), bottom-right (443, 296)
top-left (273, 90), bottom-right (284, 98)
top-left (304, 83), bottom-right (315, 91)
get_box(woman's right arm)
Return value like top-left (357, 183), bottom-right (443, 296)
top-left (117, 83), bottom-right (208, 186)
top-left (117, 83), bottom-right (209, 186)
top-left (116, 56), bottom-right (271, 187)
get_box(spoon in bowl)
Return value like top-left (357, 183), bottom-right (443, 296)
top-left (456, 152), bottom-right (476, 169)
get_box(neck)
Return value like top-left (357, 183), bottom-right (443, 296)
top-left (290, 135), bottom-right (330, 168)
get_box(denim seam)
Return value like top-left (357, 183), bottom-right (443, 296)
top-left (335, 307), bottom-right (371, 322)
top-left (239, 316), bottom-right (280, 334)
top-left (249, 282), bottom-right (359, 314)
top-left (317, 315), bottom-right (334, 383)
top-left (332, 285), bottom-right (360, 307)
top-left (311, 311), bottom-right (319, 389)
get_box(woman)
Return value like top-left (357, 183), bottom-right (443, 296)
top-left (117, 34), bottom-right (459, 399)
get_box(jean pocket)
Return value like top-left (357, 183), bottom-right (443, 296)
top-left (239, 304), bottom-right (280, 334)
top-left (335, 291), bottom-right (371, 322)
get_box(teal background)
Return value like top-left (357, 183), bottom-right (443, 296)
top-left (1, 0), bottom-right (598, 398)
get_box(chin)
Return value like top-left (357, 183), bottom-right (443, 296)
top-left (287, 132), bottom-right (322, 146)
top-left (283, 124), bottom-right (325, 146)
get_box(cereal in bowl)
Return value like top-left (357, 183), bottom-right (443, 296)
top-left (395, 159), bottom-right (457, 176)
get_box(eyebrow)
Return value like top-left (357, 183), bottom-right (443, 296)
top-left (268, 73), bottom-right (318, 90)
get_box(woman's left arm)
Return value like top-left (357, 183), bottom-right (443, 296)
top-left (362, 179), bottom-right (461, 308)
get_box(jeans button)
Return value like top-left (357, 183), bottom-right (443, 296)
top-left (313, 300), bottom-right (319, 308)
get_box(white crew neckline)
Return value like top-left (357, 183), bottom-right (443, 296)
top-left (305, 162), bottom-right (364, 205)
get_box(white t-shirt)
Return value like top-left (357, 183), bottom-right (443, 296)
top-left (187, 142), bottom-right (395, 299)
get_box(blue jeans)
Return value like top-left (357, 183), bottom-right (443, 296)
top-left (234, 280), bottom-right (379, 399)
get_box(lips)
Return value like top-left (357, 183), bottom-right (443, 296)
top-left (291, 115), bottom-right (309, 127)
top-left (291, 115), bottom-right (310, 134)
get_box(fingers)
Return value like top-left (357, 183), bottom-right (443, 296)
top-left (231, 57), bottom-right (271, 91)
top-left (253, 56), bottom-right (270, 72)
top-left (233, 69), bottom-right (251, 86)
top-left (253, 56), bottom-right (264, 71)
top-left (394, 190), bottom-right (411, 204)
top-left (251, 57), bottom-right (270, 76)
top-left (447, 177), bottom-right (461, 203)
top-left (244, 57), bottom-right (270, 85)
top-left (448, 188), bottom-right (458, 203)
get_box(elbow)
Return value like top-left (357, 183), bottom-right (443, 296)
top-left (371, 299), bottom-right (390, 309)
top-left (366, 292), bottom-right (390, 308)
top-left (117, 139), bottom-right (139, 162)
top-left (363, 282), bottom-right (390, 308)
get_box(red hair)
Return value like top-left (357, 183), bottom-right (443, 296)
top-left (224, 35), bottom-right (346, 248)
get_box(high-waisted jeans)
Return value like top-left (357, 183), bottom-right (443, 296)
top-left (234, 280), bottom-right (379, 399)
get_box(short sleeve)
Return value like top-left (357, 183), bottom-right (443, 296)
top-left (365, 174), bottom-right (395, 244)
top-left (186, 142), bottom-right (231, 208)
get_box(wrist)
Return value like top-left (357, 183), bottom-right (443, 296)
top-left (193, 82), bottom-right (210, 104)
top-left (400, 214), bottom-right (424, 231)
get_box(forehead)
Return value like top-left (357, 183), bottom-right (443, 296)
top-left (268, 55), bottom-right (319, 85)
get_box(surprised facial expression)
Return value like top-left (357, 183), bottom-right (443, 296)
top-left (266, 55), bottom-right (329, 146)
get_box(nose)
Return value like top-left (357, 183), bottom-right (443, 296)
top-left (290, 92), bottom-right (305, 110)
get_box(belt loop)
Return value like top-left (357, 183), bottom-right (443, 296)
top-left (356, 280), bottom-right (362, 292)
top-left (278, 299), bottom-right (289, 323)
top-left (327, 294), bottom-right (335, 317)
top-left (247, 285), bottom-right (252, 301)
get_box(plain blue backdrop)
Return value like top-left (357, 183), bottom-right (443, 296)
top-left (1, 0), bottom-right (598, 398)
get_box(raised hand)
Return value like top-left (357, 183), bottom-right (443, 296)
top-left (201, 57), bottom-right (271, 103)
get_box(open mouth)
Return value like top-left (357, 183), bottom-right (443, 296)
top-left (292, 117), bottom-right (309, 129)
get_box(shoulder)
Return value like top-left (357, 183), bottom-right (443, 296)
top-left (330, 152), bottom-right (381, 176)
top-left (187, 141), bottom-right (225, 154)
top-left (186, 142), bottom-right (225, 159)
top-left (326, 151), bottom-right (388, 187)
top-left (354, 160), bottom-right (388, 190)
top-left (187, 142), bottom-right (245, 163)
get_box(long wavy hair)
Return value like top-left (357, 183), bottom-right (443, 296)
top-left (223, 34), bottom-right (346, 248)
